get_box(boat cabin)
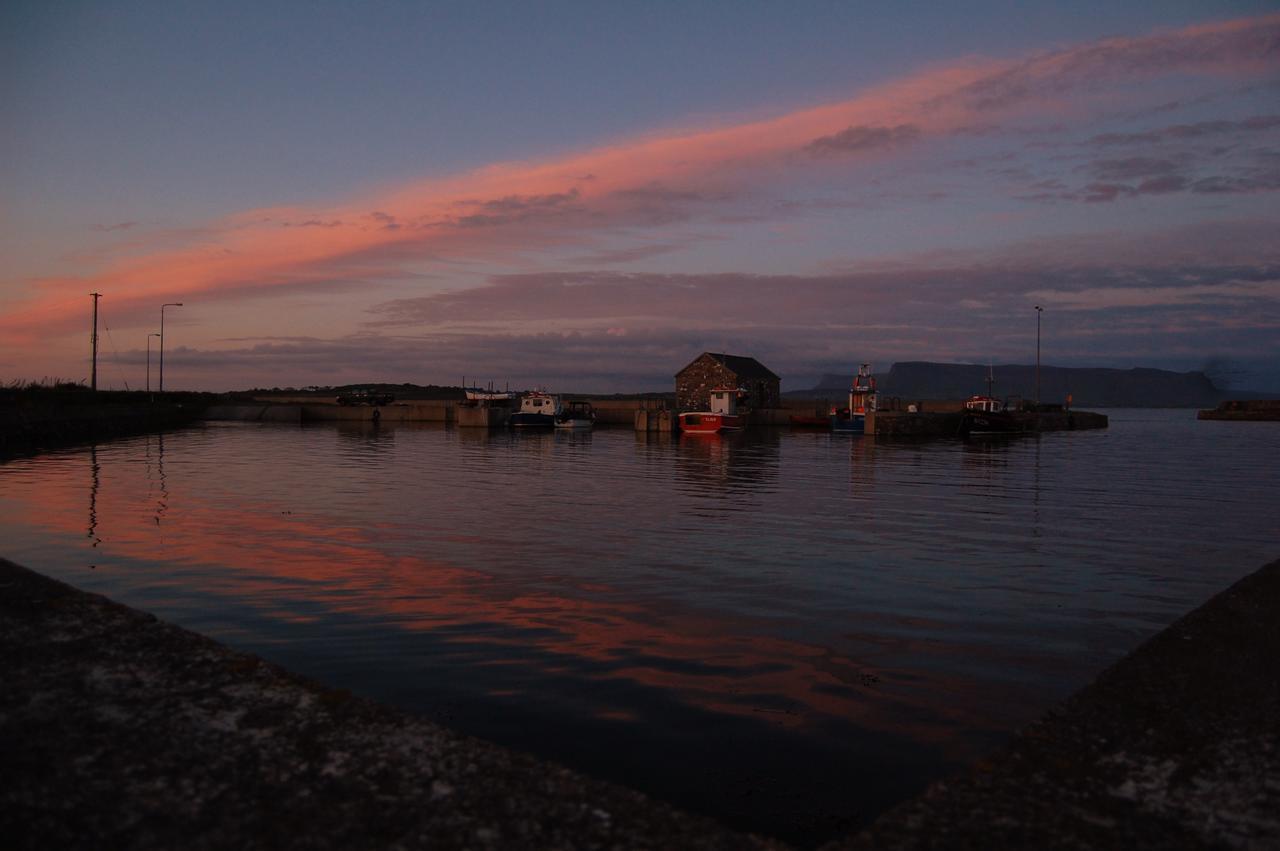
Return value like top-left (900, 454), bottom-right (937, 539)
top-left (965, 395), bottom-right (1003, 413)
top-left (519, 392), bottom-right (561, 415)
top-left (709, 387), bottom-right (742, 416)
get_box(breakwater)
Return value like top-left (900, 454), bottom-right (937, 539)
top-left (869, 408), bottom-right (1108, 437)
top-left (1198, 399), bottom-right (1280, 421)
top-left (204, 399), bottom-right (1109, 436)
top-left (832, 556), bottom-right (1280, 850)
top-left (205, 398), bottom-right (670, 427)
top-left (0, 399), bottom-right (204, 455)
top-left (0, 556), bottom-right (777, 851)
top-left (4, 553), bottom-right (1276, 848)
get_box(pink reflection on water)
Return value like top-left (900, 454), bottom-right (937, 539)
top-left (13, 437), bottom-right (1022, 763)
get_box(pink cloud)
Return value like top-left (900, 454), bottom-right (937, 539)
top-left (2, 13), bottom-right (1277, 344)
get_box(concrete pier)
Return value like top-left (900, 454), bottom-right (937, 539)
top-left (455, 404), bottom-right (511, 428)
top-left (206, 399), bottom-right (673, 429)
top-left (868, 408), bottom-right (1108, 437)
top-left (0, 557), bottom-right (778, 851)
top-left (205, 402), bottom-right (453, 424)
top-left (1198, 399), bottom-right (1280, 421)
top-left (831, 556), bottom-right (1280, 850)
top-left (635, 408), bottom-right (675, 432)
top-left (3, 553), bottom-right (1278, 848)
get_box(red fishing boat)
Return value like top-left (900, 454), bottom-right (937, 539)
top-left (679, 387), bottom-right (746, 434)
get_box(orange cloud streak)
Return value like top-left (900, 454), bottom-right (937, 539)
top-left (3, 13), bottom-right (1276, 341)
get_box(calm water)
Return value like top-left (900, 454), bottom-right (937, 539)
top-left (2, 411), bottom-right (1277, 844)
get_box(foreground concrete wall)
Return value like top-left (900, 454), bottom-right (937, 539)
top-left (3, 546), bottom-right (1277, 849)
top-left (832, 557), bottom-right (1280, 850)
top-left (0, 557), bottom-right (778, 851)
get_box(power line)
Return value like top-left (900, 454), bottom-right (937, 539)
top-left (98, 306), bottom-right (131, 391)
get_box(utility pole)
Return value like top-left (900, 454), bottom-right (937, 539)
top-left (146, 332), bottom-right (161, 394)
top-left (159, 303), bottom-right (183, 392)
top-left (1034, 305), bottom-right (1043, 408)
top-left (90, 292), bottom-right (102, 391)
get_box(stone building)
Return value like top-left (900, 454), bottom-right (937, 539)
top-left (675, 352), bottom-right (781, 411)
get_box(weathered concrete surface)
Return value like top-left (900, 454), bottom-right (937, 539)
top-left (830, 557), bottom-right (1280, 850)
top-left (0, 558), bottom-right (781, 850)
top-left (6, 550), bottom-right (1278, 850)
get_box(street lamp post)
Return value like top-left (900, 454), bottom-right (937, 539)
top-left (160, 303), bottom-right (183, 393)
top-left (1034, 305), bottom-right (1043, 408)
top-left (146, 333), bottom-right (161, 393)
top-left (90, 292), bottom-right (102, 391)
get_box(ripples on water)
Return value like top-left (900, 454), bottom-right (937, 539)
top-left (2, 410), bottom-right (1277, 844)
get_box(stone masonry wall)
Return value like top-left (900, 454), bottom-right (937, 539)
top-left (676, 356), bottom-right (737, 411)
top-left (676, 355), bottom-right (782, 412)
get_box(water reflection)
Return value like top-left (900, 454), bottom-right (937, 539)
top-left (673, 430), bottom-right (781, 499)
top-left (334, 420), bottom-right (397, 448)
top-left (147, 433), bottom-right (170, 529)
top-left (3, 416), bottom-right (1278, 845)
top-left (86, 444), bottom-right (101, 547)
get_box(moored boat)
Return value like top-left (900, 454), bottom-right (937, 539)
top-left (830, 364), bottom-right (877, 434)
top-left (554, 400), bottom-right (596, 430)
top-left (961, 367), bottom-right (1023, 435)
top-left (510, 390), bottom-right (562, 427)
top-left (465, 389), bottom-right (517, 403)
top-left (679, 387), bottom-right (745, 435)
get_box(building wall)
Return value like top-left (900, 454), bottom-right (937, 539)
top-left (676, 355), bottom-right (737, 411)
top-left (747, 377), bottom-right (782, 409)
top-left (675, 354), bottom-right (782, 410)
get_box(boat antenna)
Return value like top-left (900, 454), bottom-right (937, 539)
top-left (986, 362), bottom-right (994, 398)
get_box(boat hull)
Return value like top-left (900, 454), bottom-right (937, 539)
top-left (830, 413), bottom-right (866, 434)
top-left (962, 412), bottom-right (1023, 435)
top-left (554, 417), bottom-right (593, 430)
top-left (679, 412), bottom-right (743, 434)
top-left (510, 413), bottom-right (556, 428)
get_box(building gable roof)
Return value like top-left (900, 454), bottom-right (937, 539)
top-left (676, 352), bottom-right (780, 382)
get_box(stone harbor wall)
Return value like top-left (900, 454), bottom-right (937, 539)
top-left (4, 552), bottom-right (1276, 849)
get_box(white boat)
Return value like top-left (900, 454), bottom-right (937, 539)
top-left (510, 390), bottom-right (562, 427)
top-left (465, 389), bottom-right (517, 402)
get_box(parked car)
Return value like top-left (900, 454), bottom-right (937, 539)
top-left (336, 389), bottom-right (395, 406)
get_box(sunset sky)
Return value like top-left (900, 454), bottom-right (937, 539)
top-left (3, 2), bottom-right (1278, 392)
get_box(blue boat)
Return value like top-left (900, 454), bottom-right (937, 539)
top-left (830, 364), bottom-right (877, 434)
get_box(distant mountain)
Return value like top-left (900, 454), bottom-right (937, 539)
top-left (799, 362), bottom-right (1225, 407)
